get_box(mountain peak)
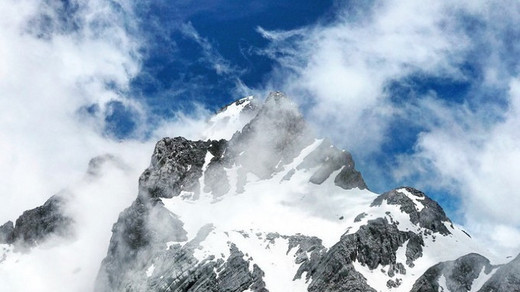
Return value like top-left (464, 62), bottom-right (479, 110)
top-left (5, 94), bottom-right (516, 292)
top-left (371, 187), bottom-right (453, 235)
top-left (204, 96), bottom-right (259, 140)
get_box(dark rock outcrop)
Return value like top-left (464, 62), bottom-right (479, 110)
top-left (342, 218), bottom-right (423, 269)
top-left (139, 137), bottom-right (212, 198)
top-left (0, 221), bottom-right (14, 244)
top-left (411, 253), bottom-right (495, 292)
top-left (297, 139), bottom-right (367, 190)
top-left (216, 244), bottom-right (268, 292)
top-left (354, 212), bottom-right (367, 222)
top-left (307, 255), bottom-right (376, 292)
top-left (306, 217), bottom-right (424, 291)
top-left (371, 187), bottom-right (453, 235)
top-left (0, 154), bottom-right (132, 248)
top-left (0, 195), bottom-right (72, 247)
top-left (286, 234), bottom-right (327, 281)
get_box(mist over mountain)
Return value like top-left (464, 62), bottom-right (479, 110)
top-left (2, 93), bottom-right (519, 291)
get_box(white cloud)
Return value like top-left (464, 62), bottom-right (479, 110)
top-left (0, 158), bottom-right (145, 291)
top-left (257, 0), bottom-right (520, 257)
top-left (397, 79), bottom-right (520, 256)
top-left (257, 0), bottom-right (469, 156)
top-left (0, 0), bottom-right (146, 221)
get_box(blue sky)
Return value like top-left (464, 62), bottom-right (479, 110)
top-left (123, 0), bottom-right (336, 134)
top-left (2, 0), bottom-right (520, 255)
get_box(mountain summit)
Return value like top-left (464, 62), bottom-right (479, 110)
top-left (1, 93), bottom-right (519, 291)
top-left (93, 93), bottom-right (517, 292)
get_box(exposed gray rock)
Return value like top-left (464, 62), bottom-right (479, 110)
top-left (307, 253), bottom-right (376, 292)
top-left (139, 137), bottom-right (211, 198)
top-left (265, 232), bottom-right (281, 245)
top-left (406, 233), bottom-right (425, 267)
top-left (95, 197), bottom-right (188, 291)
top-left (478, 253), bottom-right (520, 292)
top-left (306, 217), bottom-right (425, 291)
top-left (207, 139), bottom-right (227, 158)
top-left (387, 262), bottom-right (407, 277)
top-left (342, 218), bottom-right (422, 269)
top-left (97, 147), bottom-right (270, 292)
top-left (0, 195), bottom-right (73, 247)
top-left (354, 212), bottom-right (368, 222)
top-left (249, 264), bottom-right (269, 292)
top-left (387, 278), bottom-right (402, 288)
top-left (145, 225), bottom-right (218, 292)
top-left (204, 158), bottom-right (231, 197)
top-left (286, 234), bottom-right (327, 281)
top-left (411, 253), bottom-right (495, 292)
top-left (371, 187), bottom-right (453, 235)
top-left (0, 221), bottom-right (14, 244)
top-left (297, 139), bottom-right (367, 190)
top-left (217, 244), bottom-right (268, 292)
top-left (0, 154), bottom-right (130, 248)
top-left (334, 165), bottom-right (367, 190)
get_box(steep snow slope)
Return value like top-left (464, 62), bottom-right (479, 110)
top-left (203, 96), bottom-right (258, 140)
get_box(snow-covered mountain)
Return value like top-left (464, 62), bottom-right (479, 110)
top-left (1, 92), bottom-right (519, 291)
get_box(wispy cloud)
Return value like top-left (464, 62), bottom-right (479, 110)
top-left (395, 78), bottom-right (520, 255)
top-left (179, 22), bottom-right (240, 76)
top-left (0, 0), bottom-right (139, 219)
